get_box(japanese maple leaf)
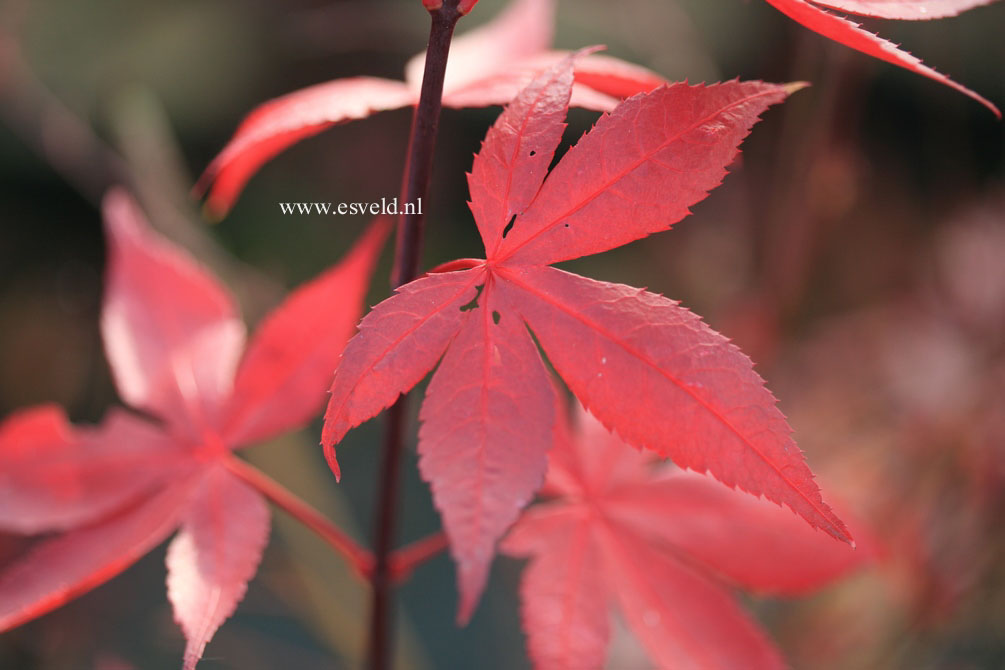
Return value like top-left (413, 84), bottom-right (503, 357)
top-left (322, 54), bottom-right (852, 622)
top-left (502, 404), bottom-right (870, 670)
top-left (763, 0), bottom-right (1000, 116)
top-left (0, 191), bottom-right (386, 669)
top-left (195, 0), bottom-right (666, 217)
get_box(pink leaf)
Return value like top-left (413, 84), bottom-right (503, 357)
top-left (504, 406), bottom-right (867, 669)
top-left (327, 63), bottom-right (847, 623)
top-left (541, 401), bottom-right (653, 500)
top-left (508, 514), bottom-right (609, 670)
top-left (606, 471), bottom-right (870, 595)
top-left (0, 184), bottom-right (380, 665)
top-left (222, 218), bottom-right (390, 446)
top-left (166, 467), bottom-right (270, 670)
top-left (439, 51), bottom-right (665, 112)
top-left (407, 0), bottom-right (556, 94)
top-left (809, 0), bottom-right (995, 20)
top-left (101, 190), bottom-right (246, 433)
top-left (571, 52), bottom-right (670, 99)
top-left (417, 280), bottom-right (555, 621)
top-left (495, 80), bottom-right (797, 266)
top-left (195, 78), bottom-right (414, 217)
top-left (598, 526), bottom-right (785, 670)
top-left (448, 48), bottom-right (668, 114)
top-left (438, 57), bottom-right (616, 113)
top-left (322, 268), bottom-right (486, 477)
top-left (0, 406), bottom-right (180, 533)
top-left (0, 480), bottom-right (192, 632)
top-left (764, 0), bottom-right (1000, 116)
top-left (467, 55), bottom-right (574, 255)
top-left (499, 266), bottom-right (851, 542)
top-left (501, 503), bottom-right (577, 555)
top-left (199, 0), bottom-right (665, 217)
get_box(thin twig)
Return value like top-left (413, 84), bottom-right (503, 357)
top-left (369, 2), bottom-right (465, 668)
top-left (224, 455), bottom-right (374, 579)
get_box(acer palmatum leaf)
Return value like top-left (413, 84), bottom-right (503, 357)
top-left (167, 468), bottom-right (270, 670)
top-left (321, 271), bottom-right (479, 481)
top-left (488, 79), bottom-right (807, 265)
top-left (221, 216), bottom-right (391, 446)
top-left (324, 54), bottom-right (851, 620)
top-left (101, 191), bottom-right (248, 437)
top-left (0, 405), bottom-right (180, 533)
top-left (196, 0), bottom-right (665, 217)
top-left (496, 267), bottom-right (847, 539)
top-left (195, 78), bottom-right (415, 220)
top-left (809, 0), bottom-right (995, 20)
top-left (0, 190), bottom-right (386, 668)
top-left (417, 280), bottom-right (557, 621)
top-left (502, 405), bottom-right (870, 670)
top-left (0, 481), bottom-right (194, 632)
top-left (764, 0), bottom-right (1000, 116)
top-left (509, 509), bottom-right (609, 669)
top-left (600, 526), bottom-right (785, 669)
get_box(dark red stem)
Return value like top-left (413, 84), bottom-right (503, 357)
top-left (370, 3), bottom-right (463, 669)
top-left (223, 455), bottom-right (373, 578)
top-left (389, 9), bottom-right (460, 288)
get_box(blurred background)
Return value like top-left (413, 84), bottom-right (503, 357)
top-left (0, 0), bottom-right (1002, 667)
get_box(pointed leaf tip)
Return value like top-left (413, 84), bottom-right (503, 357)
top-left (167, 471), bottom-right (269, 670)
top-left (200, 200), bottom-right (224, 225)
top-left (573, 44), bottom-right (607, 59)
top-left (810, 0), bottom-right (997, 20)
top-left (764, 0), bottom-right (1000, 118)
top-left (101, 188), bottom-right (246, 431)
top-left (784, 80), bottom-right (811, 95)
top-left (494, 79), bottom-right (797, 265)
top-left (417, 282), bottom-right (555, 623)
top-left (221, 216), bottom-right (389, 447)
top-left (324, 441), bottom-right (342, 482)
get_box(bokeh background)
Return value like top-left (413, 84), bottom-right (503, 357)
top-left (1, 0), bottom-right (1003, 667)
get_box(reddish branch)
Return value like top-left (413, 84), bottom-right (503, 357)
top-left (223, 455), bottom-right (373, 578)
top-left (391, 531), bottom-right (450, 583)
top-left (370, 2), bottom-right (465, 668)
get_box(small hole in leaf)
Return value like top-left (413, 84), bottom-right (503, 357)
top-left (502, 215), bottom-right (516, 239)
top-left (492, 310), bottom-right (501, 325)
top-left (564, 223), bottom-right (569, 228)
top-left (459, 284), bottom-right (484, 312)
top-left (529, 150), bottom-right (536, 156)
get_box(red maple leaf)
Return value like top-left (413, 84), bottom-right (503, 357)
top-left (194, 0), bottom-right (666, 217)
top-left (762, 0), bottom-right (1000, 116)
top-left (322, 53), bottom-right (852, 622)
top-left (804, 0), bottom-right (995, 18)
top-left (0, 191), bottom-right (386, 669)
top-left (502, 403), bottom-right (870, 670)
